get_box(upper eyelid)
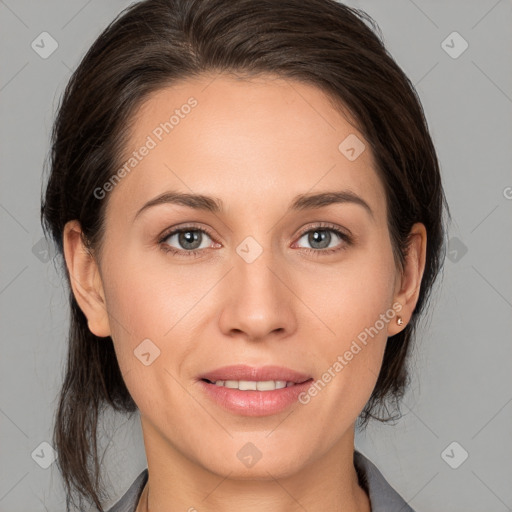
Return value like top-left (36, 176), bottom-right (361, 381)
top-left (160, 222), bottom-right (351, 246)
top-left (296, 222), bottom-right (350, 237)
top-left (159, 223), bottom-right (216, 243)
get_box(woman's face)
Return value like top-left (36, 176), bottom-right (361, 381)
top-left (67, 73), bottom-right (424, 479)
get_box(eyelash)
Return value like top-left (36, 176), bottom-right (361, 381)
top-left (158, 222), bottom-right (353, 258)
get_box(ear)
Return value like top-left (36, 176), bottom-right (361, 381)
top-left (388, 222), bottom-right (427, 337)
top-left (62, 220), bottom-right (111, 338)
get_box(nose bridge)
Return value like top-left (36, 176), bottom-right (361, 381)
top-left (218, 231), bottom-right (295, 340)
top-left (228, 201), bottom-right (281, 282)
top-left (233, 233), bottom-right (284, 303)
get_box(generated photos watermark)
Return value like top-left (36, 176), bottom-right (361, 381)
top-left (94, 96), bottom-right (198, 200)
top-left (298, 301), bottom-right (403, 405)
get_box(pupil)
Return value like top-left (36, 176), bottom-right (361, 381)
top-left (310, 230), bottom-right (330, 249)
top-left (180, 230), bottom-right (201, 249)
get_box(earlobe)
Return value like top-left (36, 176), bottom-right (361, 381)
top-left (389, 222), bottom-right (427, 336)
top-left (62, 220), bottom-right (111, 338)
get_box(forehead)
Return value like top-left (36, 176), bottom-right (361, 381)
top-left (106, 73), bottom-right (386, 222)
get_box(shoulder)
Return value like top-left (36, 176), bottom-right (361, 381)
top-left (105, 468), bottom-right (148, 512)
top-left (354, 450), bottom-right (416, 512)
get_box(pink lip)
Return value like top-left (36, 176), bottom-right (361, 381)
top-left (198, 364), bottom-right (312, 384)
top-left (197, 365), bottom-right (314, 417)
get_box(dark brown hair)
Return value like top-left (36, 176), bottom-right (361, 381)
top-left (41, 0), bottom-right (449, 510)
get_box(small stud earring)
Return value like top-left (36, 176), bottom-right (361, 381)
top-left (397, 316), bottom-right (404, 326)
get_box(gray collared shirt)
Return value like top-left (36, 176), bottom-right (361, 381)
top-left (106, 450), bottom-right (415, 512)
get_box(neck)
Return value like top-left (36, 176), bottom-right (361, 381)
top-left (136, 418), bottom-right (370, 512)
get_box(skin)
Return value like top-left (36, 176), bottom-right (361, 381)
top-left (63, 73), bottom-right (426, 512)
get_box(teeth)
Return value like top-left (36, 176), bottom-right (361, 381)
top-left (212, 380), bottom-right (295, 390)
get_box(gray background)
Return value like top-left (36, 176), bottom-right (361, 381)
top-left (1, 1), bottom-right (511, 511)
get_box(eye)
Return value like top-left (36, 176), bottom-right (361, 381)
top-left (159, 225), bottom-right (218, 257)
top-left (158, 222), bottom-right (353, 258)
top-left (293, 222), bottom-right (352, 256)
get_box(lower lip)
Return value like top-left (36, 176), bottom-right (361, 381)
top-left (198, 379), bottom-right (314, 417)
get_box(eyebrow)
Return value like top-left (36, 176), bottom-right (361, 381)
top-left (133, 189), bottom-right (374, 221)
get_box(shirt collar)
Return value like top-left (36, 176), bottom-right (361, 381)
top-left (354, 449), bottom-right (416, 512)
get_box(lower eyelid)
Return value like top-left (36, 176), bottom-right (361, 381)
top-left (294, 229), bottom-right (350, 249)
top-left (160, 226), bottom-right (351, 254)
top-left (160, 230), bottom-right (216, 251)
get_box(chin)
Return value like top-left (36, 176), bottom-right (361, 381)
top-left (193, 435), bottom-right (314, 481)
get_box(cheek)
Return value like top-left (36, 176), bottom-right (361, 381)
top-left (100, 263), bottom-right (192, 414)
top-left (101, 251), bottom-right (213, 380)
top-left (99, 257), bottom-right (169, 367)
top-left (102, 249), bottom-right (194, 333)
top-left (302, 242), bottom-right (397, 402)
top-left (308, 243), bottom-right (397, 345)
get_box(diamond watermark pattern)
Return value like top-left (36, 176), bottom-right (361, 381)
top-left (31, 32), bottom-right (59, 59)
top-left (32, 237), bottom-right (56, 263)
top-left (134, 338), bottom-right (161, 366)
top-left (31, 441), bottom-right (57, 469)
top-left (338, 134), bottom-right (366, 161)
top-left (237, 442), bottom-right (263, 468)
top-left (441, 31), bottom-right (468, 59)
top-left (236, 236), bottom-right (263, 263)
top-left (441, 441), bottom-right (469, 469)
top-left (447, 236), bottom-right (468, 263)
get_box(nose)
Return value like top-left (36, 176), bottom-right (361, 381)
top-left (217, 246), bottom-right (297, 343)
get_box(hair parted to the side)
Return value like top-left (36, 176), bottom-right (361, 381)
top-left (41, 0), bottom-right (449, 510)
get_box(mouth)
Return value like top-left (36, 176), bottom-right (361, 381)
top-left (200, 378), bottom-right (312, 390)
top-left (197, 365), bottom-right (314, 416)
top-left (198, 364), bottom-right (313, 387)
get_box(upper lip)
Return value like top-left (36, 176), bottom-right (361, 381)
top-left (199, 365), bottom-right (312, 384)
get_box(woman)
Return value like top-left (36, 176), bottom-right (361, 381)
top-left (41, 0), bottom-right (449, 510)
